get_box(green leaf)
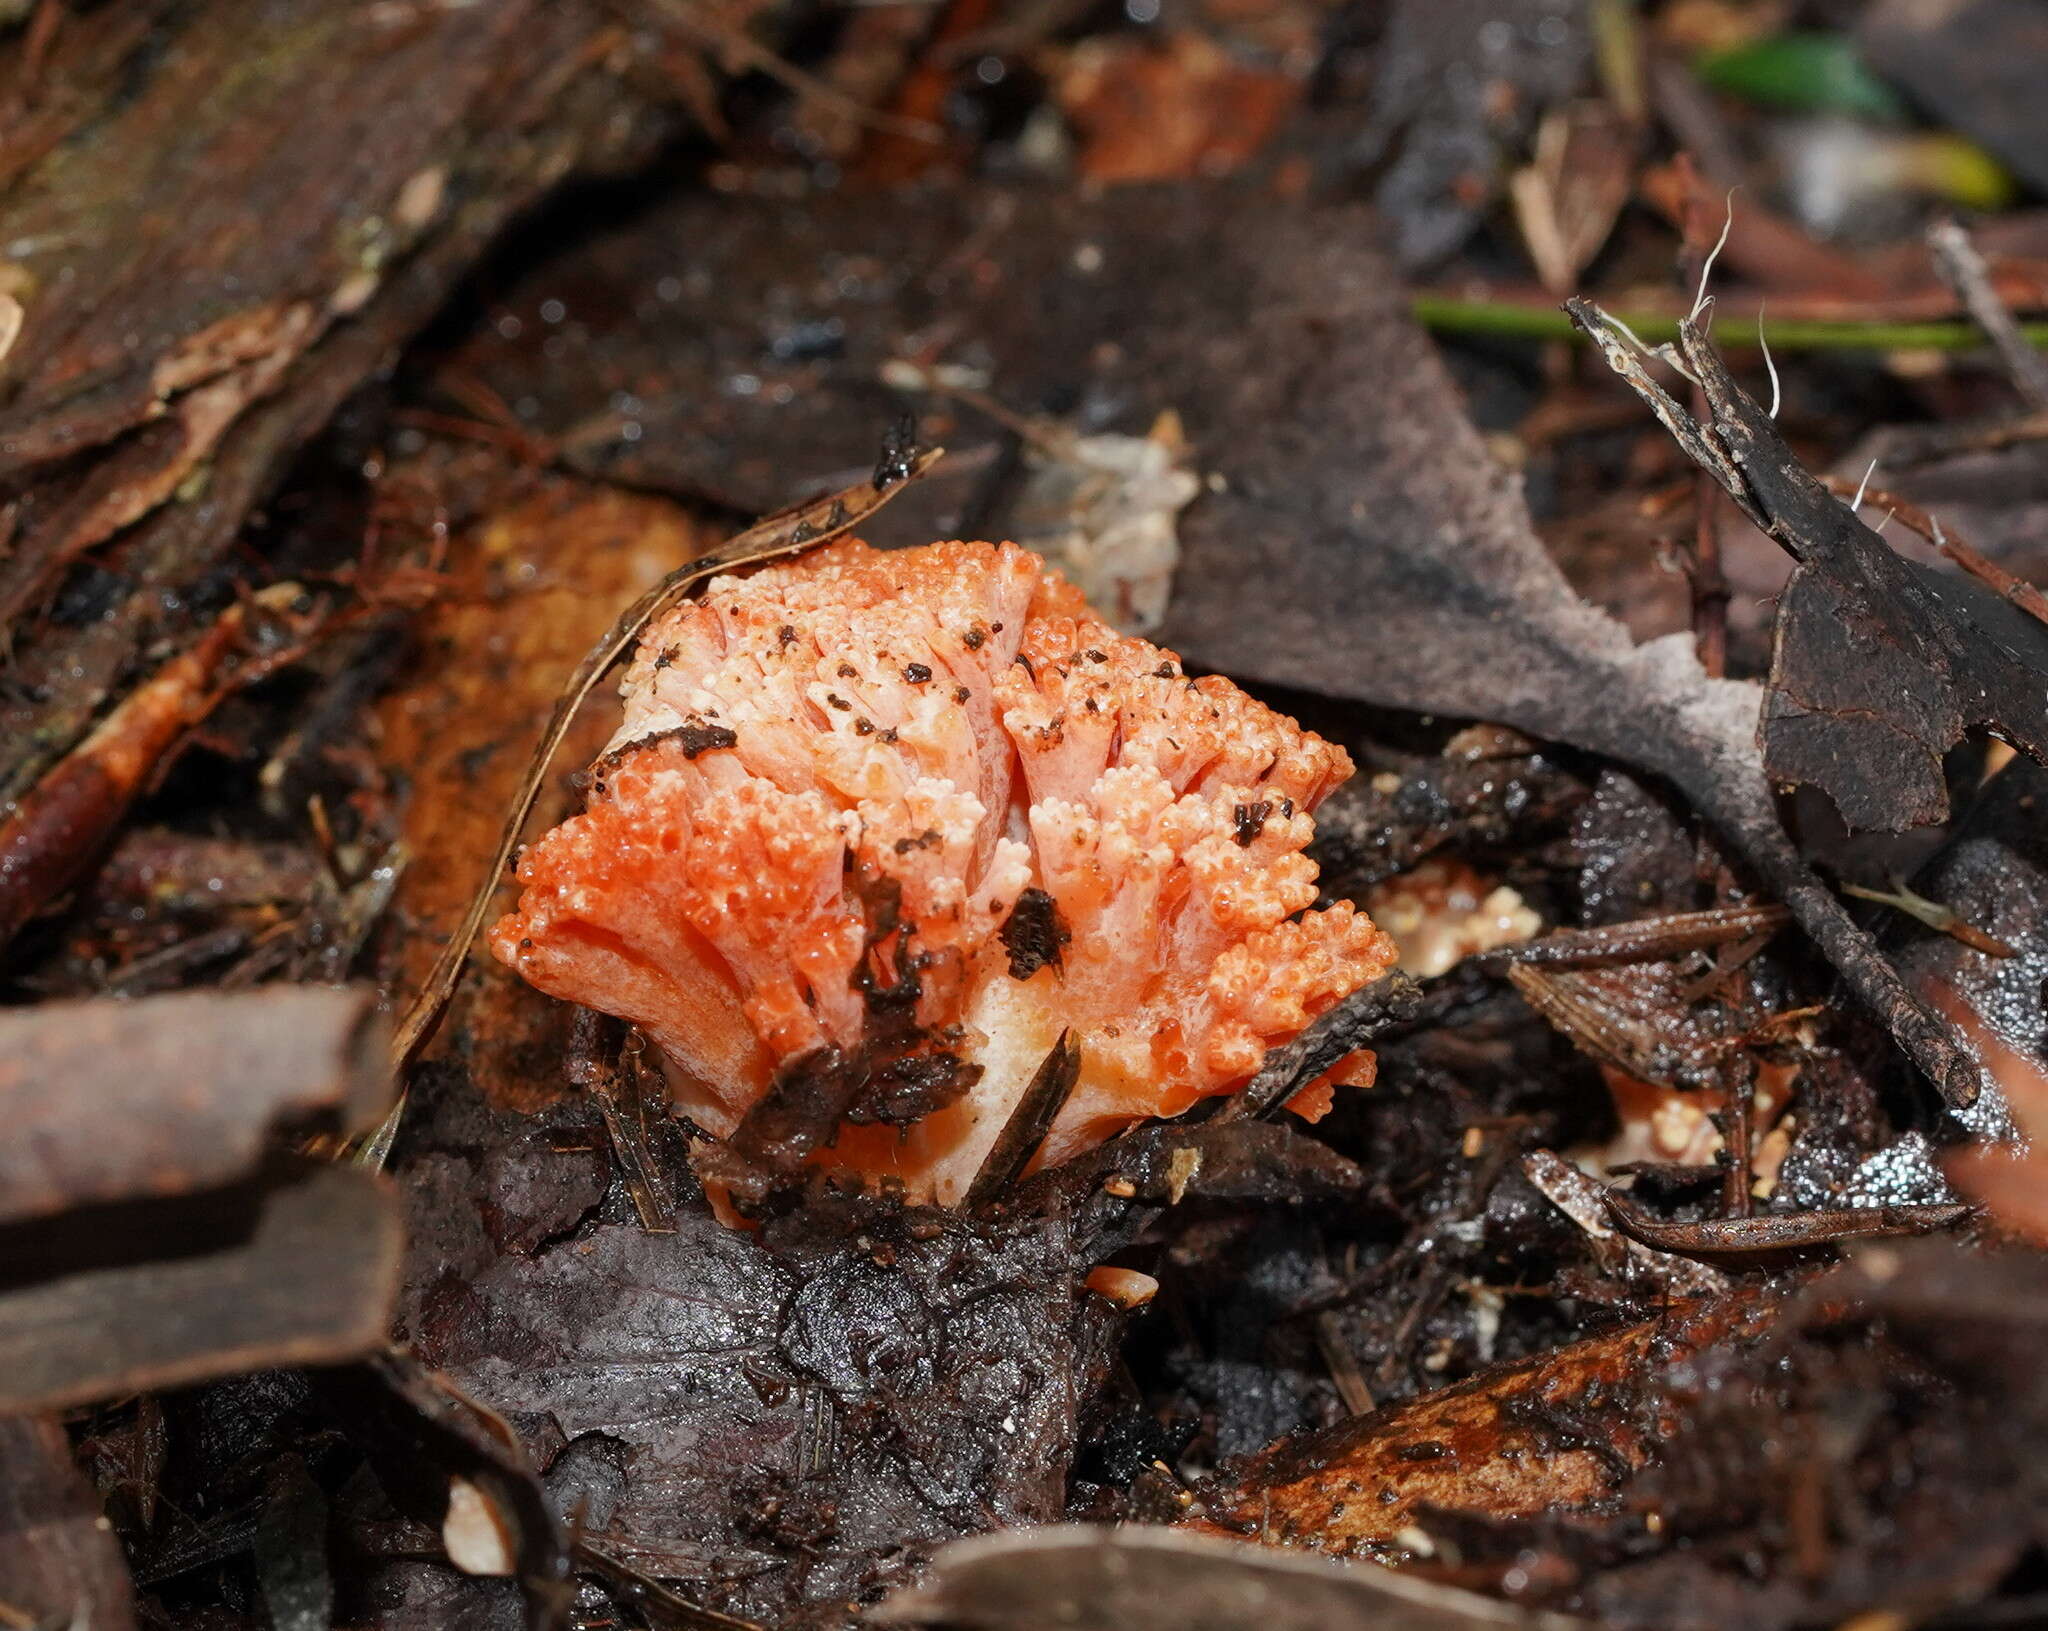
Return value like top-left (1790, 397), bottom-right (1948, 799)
top-left (1696, 32), bottom-right (1906, 121)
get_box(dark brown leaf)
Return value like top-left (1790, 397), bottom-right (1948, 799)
top-left (1309, 728), bottom-right (1588, 896)
top-left (1571, 301), bottom-right (2048, 836)
top-left (411, 1198), bottom-right (1107, 1621)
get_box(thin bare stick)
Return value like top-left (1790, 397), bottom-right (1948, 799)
top-left (1473, 903), bottom-right (1788, 972)
top-left (1720, 1055), bottom-right (1754, 1219)
top-left (1928, 217), bottom-right (2048, 411)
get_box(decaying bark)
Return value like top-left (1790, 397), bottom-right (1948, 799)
top-left (0, 0), bottom-right (711, 808)
top-left (0, 986), bottom-right (400, 1413)
top-left (1196, 1291), bottom-right (1777, 1556)
top-left (0, 984), bottom-right (386, 1224)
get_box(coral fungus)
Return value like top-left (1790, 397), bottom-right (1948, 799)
top-left (492, 539), bottom-right (1393, 1207)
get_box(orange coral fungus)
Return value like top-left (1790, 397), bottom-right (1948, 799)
top-left (492, 539), bottom-right (1393, 1207)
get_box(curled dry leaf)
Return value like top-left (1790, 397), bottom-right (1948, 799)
top-left (1509, 100), bottom-right (1638, 295)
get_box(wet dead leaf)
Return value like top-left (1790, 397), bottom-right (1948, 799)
top-left (412, 1196), bottom-right (1102, 1620)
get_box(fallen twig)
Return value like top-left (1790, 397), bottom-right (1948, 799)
top-left (1927, 217), bottom-right (2048, 409)
top-left (0, 584), bottom-right (327, 955)
top-left (1601, 1190), bottom-right (1972, 1257)
top-left (1473, 903), bottom-right (1788, 972)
